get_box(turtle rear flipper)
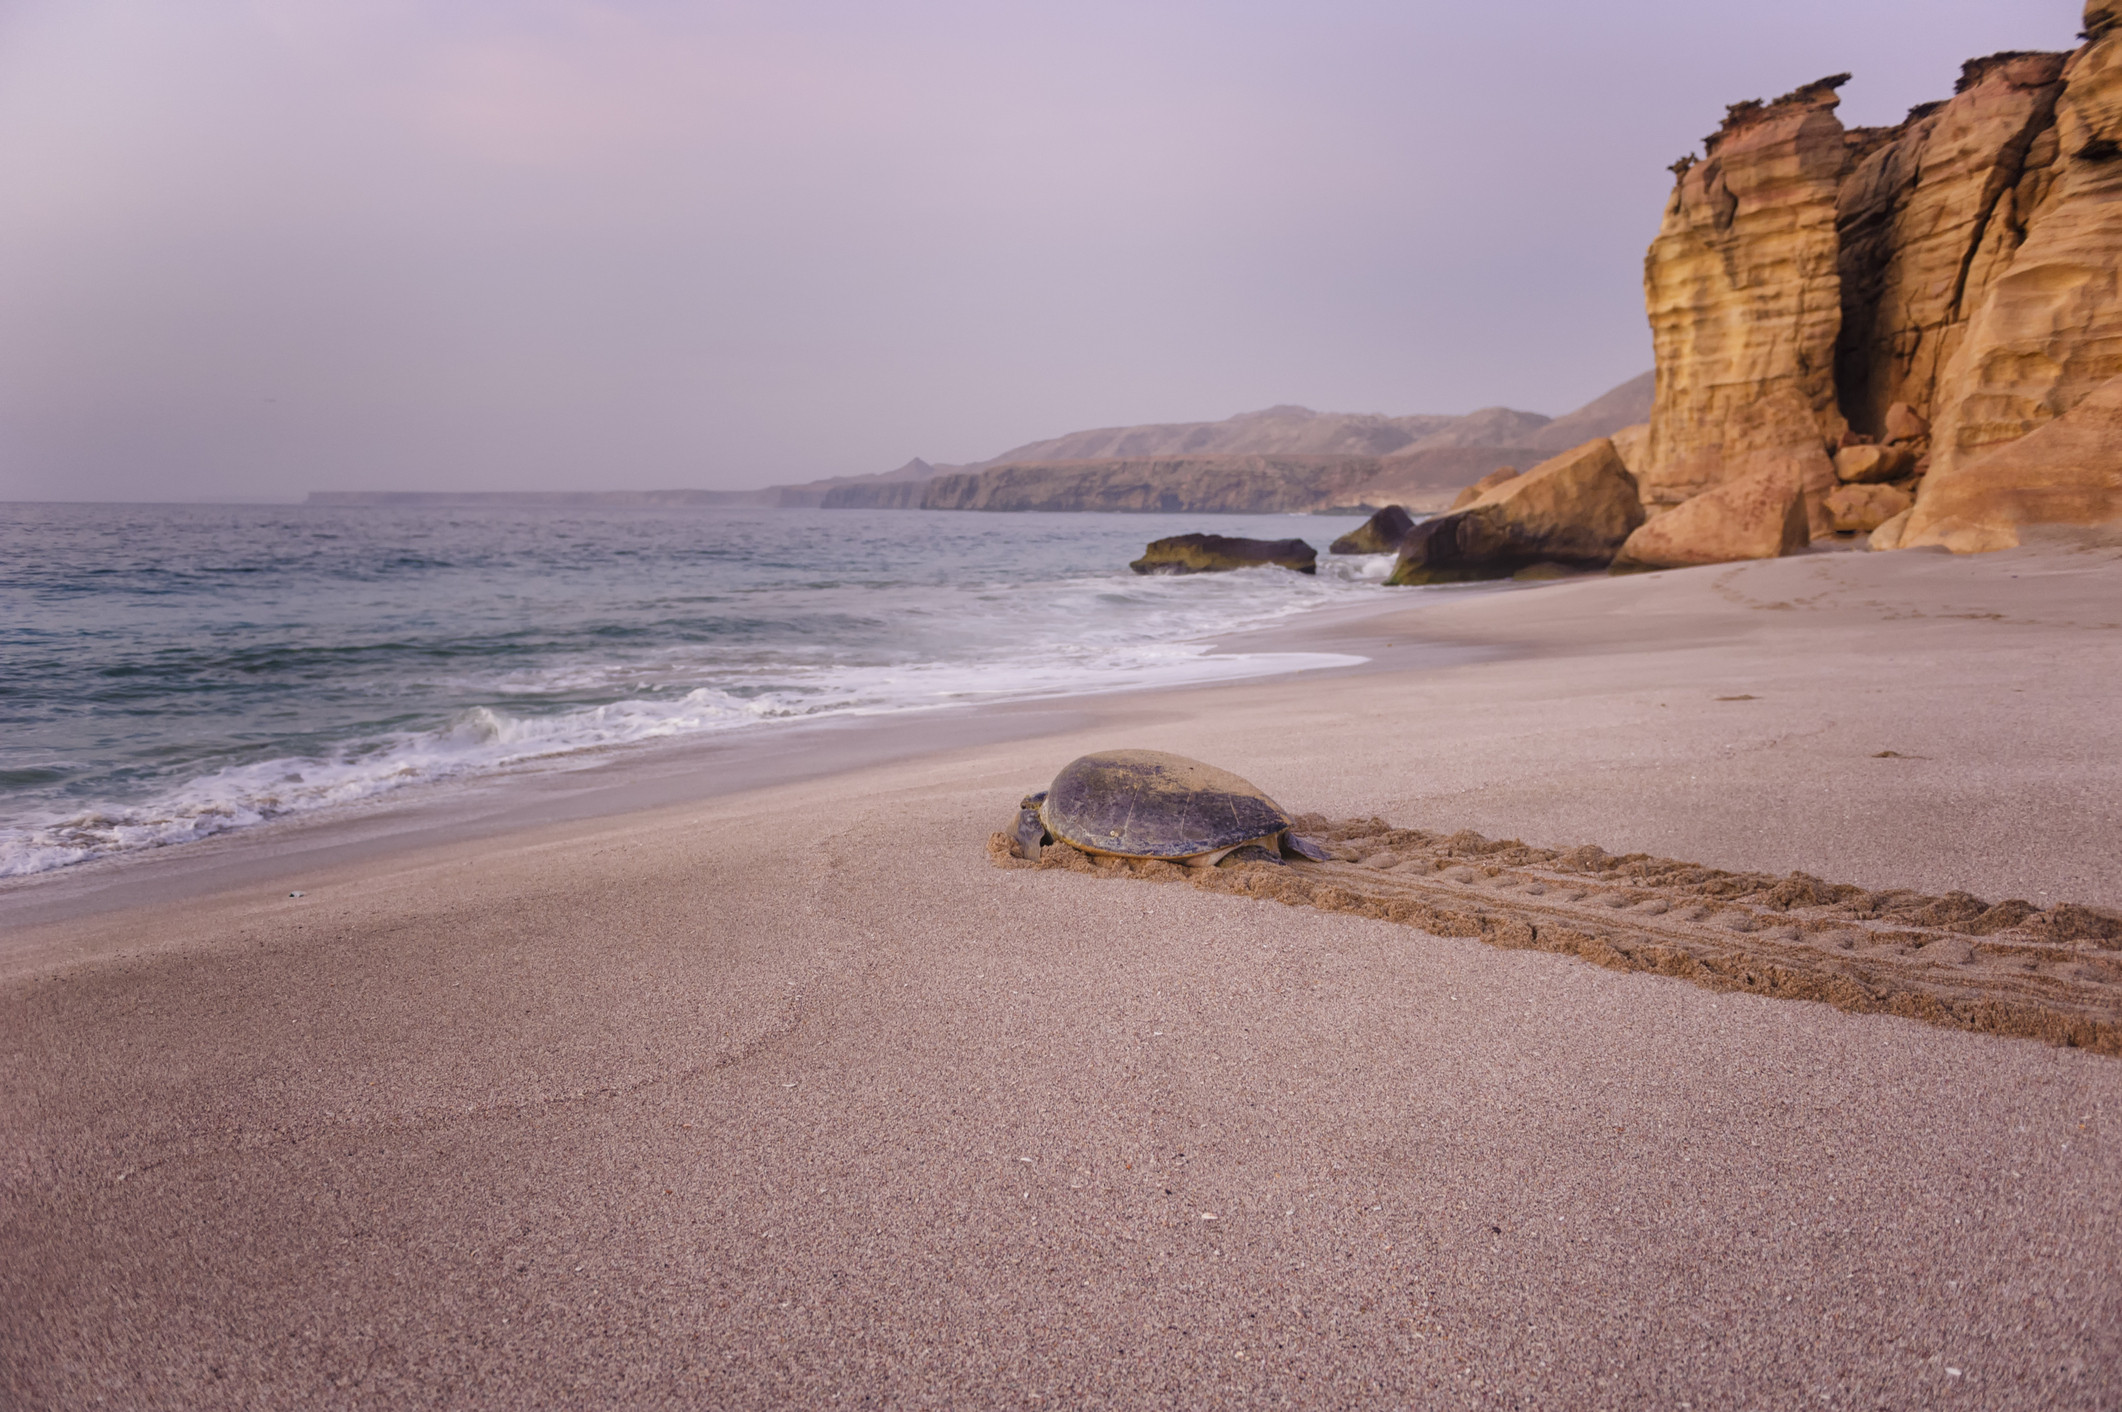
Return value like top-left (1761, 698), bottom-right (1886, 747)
top-left (1280, 832), bottom-right (1330, 862)
top-left (1009, 792), bottom-right (1051, 861)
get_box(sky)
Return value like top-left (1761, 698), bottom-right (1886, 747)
top-left (0, 0), bottom-right (2088, 499)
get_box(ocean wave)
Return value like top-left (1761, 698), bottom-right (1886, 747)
top-left (0, 630), bottom-right (1363, 879)
top-left (2, 503), bottom-right (1419, 879)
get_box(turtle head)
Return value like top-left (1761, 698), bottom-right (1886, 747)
top-left (1009, 791), bottom-right (1051, 861)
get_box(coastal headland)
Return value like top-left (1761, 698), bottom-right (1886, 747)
top-left (5, 539), bottom-right (2118, 1406)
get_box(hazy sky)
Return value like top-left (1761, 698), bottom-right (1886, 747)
top-left (0, 0), bottom-right (2086, 499)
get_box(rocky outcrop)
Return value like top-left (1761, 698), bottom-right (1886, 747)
top-left (1834, 55), bottom-right (2070, 440)
top-left (1448, 467), bottom-right (1521, 510)
top-left (1387, 439), bottom-right (1644, 584)
top-left (1328, 505), bottom-right (1416, 555)
top-left (1612, 463), bottom-right (1810, 572)
top-left (1130, 534), bottom-right (1318, 575)
top-left (1608, 422), bottom-right (1649, 476)
top-left (1902, 371), bottom-right (2122, 549)
top-left (1636, 6), bottom-right (2122, 558)
top-left (1868, 507), bottom-right (1915, 550)
top-left (1916, 31), bottom-right (2122, 537)
top-left (1640, 77), bottom-right (1853, 512)
top-left (1824, 482), bottom-right (1914, 533)
top-left (1832, 444), bottom-right (1919, 483)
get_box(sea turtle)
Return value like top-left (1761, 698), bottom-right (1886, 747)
top-left (1008, 749), bottom-right (1330, 867)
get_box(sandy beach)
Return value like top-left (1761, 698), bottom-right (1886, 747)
top-left (4, 542), bottom-right (2119, 1407)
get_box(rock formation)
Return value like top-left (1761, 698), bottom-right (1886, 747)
top-left (1640, 76), bottom-right (1850, 519)
top-left (1823, 482), bottom-right (1913, 534)
top-left (1902, 371), bottom-right (2122, 549)
top-left (1448, 467), bottom-right (1521, 510)
top-left (1130, 534), bottom-right (1319, 575)
top-left (1635, 3), bottom-right (2122, 557)
top-left (1832, 444), bottom-right (1918, 483)
top-left (1328, 505), bottom-right (1416, 555)
top-left (1611, 463), bottom-right (1810, 572)
top-left (1388, 439), bottom-right (1644, 585)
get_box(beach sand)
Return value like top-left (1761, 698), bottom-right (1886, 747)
top-left (4, 542), bottom-right (2119, 1407)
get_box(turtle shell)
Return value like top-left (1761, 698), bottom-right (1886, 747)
top-left (1039, 750), bottom-right (1292, 861)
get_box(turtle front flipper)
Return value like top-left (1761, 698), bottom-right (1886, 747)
top-left (1280, 832), bottom-right (1330, 862)
top-left (1009, 792), bottom-right (1051, 861)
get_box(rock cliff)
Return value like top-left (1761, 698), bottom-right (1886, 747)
top-left (1640, 2), bottom-right (2122, 556)
top-left (1641, 77), bottom-right (1852, 514)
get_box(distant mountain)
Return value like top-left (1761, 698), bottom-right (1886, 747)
top-left (1392, 405), bottom-right (1554, 452)
top-left (819, 372), bottom-right (1653, 513)
top-left (308, 373), bottom-right (1654, 514)
top-left (1522, 370), bottom-right (1655, 452)
top-left (980, 406), bottom-right (1462, 462)
top-left (307, 489), bottom-right (766, 508)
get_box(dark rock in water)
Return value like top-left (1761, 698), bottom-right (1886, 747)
top-left (1130, 534), bottom-right (1317, 575)
top-left (1388, 438), bottom-right (1643, 584)
top-left (1328, 504), bottom-right (1415, 555)
top-left (1385, 512), bottom-right (1495, 584)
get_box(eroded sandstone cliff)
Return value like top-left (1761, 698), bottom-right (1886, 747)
top-left (1641, 77), bottom-right (1851, 515)
top-left (1642, 2), bottom-right (2122, 555)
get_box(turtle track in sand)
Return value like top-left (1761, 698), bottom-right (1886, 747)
top-left (989, 816), bottom-right (2122, 1056)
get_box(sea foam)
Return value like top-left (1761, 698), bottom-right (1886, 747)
top-left (0, 505), bottom-right (1412, 877)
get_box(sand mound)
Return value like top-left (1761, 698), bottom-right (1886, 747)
top-left (990, 818), bottom-right (2122, 1055)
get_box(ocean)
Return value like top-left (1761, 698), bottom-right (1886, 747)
top-left (0, 502), bottom-right (1420, 877)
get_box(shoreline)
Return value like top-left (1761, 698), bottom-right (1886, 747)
top-left (10, 540), bottom-right (2119, 957)
top-left (6, 540), bottom-right (2119, 1405)
top-left (0, 582), bottom-right (1450, 943)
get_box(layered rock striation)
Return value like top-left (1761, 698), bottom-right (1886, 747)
top-left (1639, 3), bottom-right (2122, 557)
top-left (1641, 77), bottom-right (1851, 517)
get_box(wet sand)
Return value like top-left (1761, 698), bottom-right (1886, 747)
top-left (4, 542), bottom-right (2120, 1408)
